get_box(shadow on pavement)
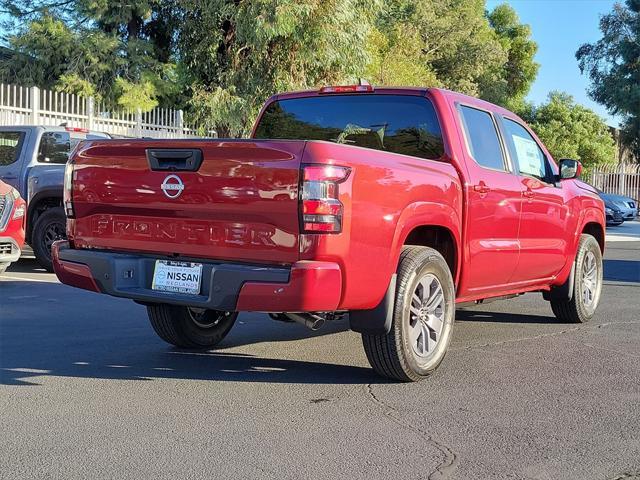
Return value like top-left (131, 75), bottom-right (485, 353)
top-left (0, 349), bottom-right (380, 387)
top-left (1, 279), bottom-right (379, 387)
top-left (604, 259), bottom-right (640, 283)
top-left (456, 309), bottom-right (558, 324)
top-left (7, 257), bottom-right (48, 275)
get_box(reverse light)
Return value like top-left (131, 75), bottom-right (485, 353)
top-left (301, 165), bottom-right (350, 233)
top-left (63, 161), bottom-right (75, 218)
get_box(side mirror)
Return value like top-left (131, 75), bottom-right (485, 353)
top-left (559, 159), bottom-right (582, 180)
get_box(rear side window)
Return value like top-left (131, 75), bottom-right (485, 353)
top-left (0, 131), bottom-right (25, 166)
top-left (502, 118), bottom-right (552, 182)
top-left (459, 106), bottom-right (506, 171)
top-left (254, 94), bottom-right (444, 160)
top-left (38, 131), bottom-right (71, 164)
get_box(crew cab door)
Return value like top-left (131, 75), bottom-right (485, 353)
top-left (498, 117), bottom-right (569, 282)
top-left (456, 104), bottom-right (523, 297)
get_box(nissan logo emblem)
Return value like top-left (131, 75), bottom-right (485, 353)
top-left (160, 174), bottom-right (184, 199)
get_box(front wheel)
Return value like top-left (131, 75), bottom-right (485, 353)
top-left (147, 304), bottom-right (238, 348)
top-left (362, 246), bottom-right (455, 382)
top-left (550, 234), bottom-right (603, 323)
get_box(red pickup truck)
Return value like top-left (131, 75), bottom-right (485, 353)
top-left (52, 86), bottom-right (605, 381)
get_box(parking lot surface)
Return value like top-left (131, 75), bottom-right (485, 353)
top-left (1, 223), bottom-right (639, 480)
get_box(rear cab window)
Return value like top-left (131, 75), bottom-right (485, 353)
top-left (253, 94), bottom-right (445, 161)
top-left (458, 105), bottom-right (507, 171)
top-left (0, 131), bottom-right (26, 166)
top-left (38, 131), bottom-right (108, 164)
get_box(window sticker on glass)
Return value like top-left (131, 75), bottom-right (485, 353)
top-left (512, 135), bottom-right (544, 178)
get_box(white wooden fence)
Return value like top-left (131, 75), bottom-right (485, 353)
top-left (590, 163), bottom-right (640, 201)
top-left (0, 83), bottom-right (212, 138)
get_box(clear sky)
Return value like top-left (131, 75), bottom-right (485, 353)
top-left (486, 0), bottom-right (619, 126)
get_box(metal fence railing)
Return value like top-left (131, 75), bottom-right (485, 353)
top-left (0, 83), bottom-right (211, 138)
top-left (589, 163), bottom-right (640, 201)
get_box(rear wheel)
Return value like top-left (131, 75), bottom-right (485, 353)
top-left (32, 207), bottom-right (66, 272)
top-left (362, 246), bottom-right (455, 382)
top-left (147, 304), bottom-right (238, 348)
top-left (550, 234), bottom-right (602, 323)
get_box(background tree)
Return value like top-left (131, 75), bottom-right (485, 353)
top-left (179, 0), bottom-right (375, 137)
top-left (364, 0), bottom-right (538, 109)
top-left (481, 3), bottom-right (539, 108)
top-left (0, 0), bottom-right (183, 111)
top-left (526, 92), bottom-right (616, 168)
top-left (576, 0), bottom-right (640, 160)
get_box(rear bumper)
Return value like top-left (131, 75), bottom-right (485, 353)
top-left (0, 237), bottom-right (21, 264)
top-left (52, 241), bottom-right (342, 312)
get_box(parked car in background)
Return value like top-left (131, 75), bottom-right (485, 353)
top-left (0, 126), bottom-right (110, 271)
top-left (603, 199), bottom-right (625, 226)
top-left (0, 179), bottom-right (26, 274)
top-left (53, 85), bottom-right (606, 382)
top-left (597, 190), bottom-right (637, 222)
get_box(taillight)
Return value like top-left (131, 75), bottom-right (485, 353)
top-left (63, 161), bottom-right (75, 218)
top-left (301, 165), bottom-right (350, 233)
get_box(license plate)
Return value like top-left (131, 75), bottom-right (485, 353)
top-left (152, 260), bottom-right (203, 295)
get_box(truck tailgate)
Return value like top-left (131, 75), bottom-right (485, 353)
top-left (69, 139), bottom-right (304, 265)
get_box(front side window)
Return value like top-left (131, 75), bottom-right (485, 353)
top-left (38, 132), bottom-right (72, 164)
top-left (254, 94), bottom-right (445, 160)
top-left (502, 118), bottom-right (551, 182)
top-left (459, 105), bottom-right (506, 171)
top-left (0, 131), bottom-right (25, 166)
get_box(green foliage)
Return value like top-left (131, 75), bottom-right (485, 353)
top-left (483, 3), bottom-right (539, 107)
top-left (115, 77), bottom-right (158, 112)
top-left (180, 0), bottom-right (375, 136)
top-left (188, 86), bottom-right (248, 138)
top-left (0, 0), bottom-right (183, 111)
top-left (576, 0), bottom-right (640, 159)
top-left (364, 0), bottom-right (538, 108)
top-left (528, 92), bottom-right (616, 167)
top-left (365, 0), bottom-right (508, 95)
top-left (55, 73), bottom-right (99, 100)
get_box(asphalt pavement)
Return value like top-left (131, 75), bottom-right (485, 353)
top-left (1, 223), bottom-right (639, 480)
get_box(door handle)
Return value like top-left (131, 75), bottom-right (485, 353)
top-left (146, 149), bottom-right (203, 172)
top-left (473, 184), bottom-right (491, 194)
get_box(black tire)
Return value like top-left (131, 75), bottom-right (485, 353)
top-left (32, 207), bottom-right (67, 272)
top-left (362, 246), bottom-right (456, 382)
top-left (147, 304), bottom-right (238, 348)
top-left (550, 234), bottom-right (603, 323)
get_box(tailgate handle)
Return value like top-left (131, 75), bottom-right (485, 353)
top-left (146, 149), bottom-right (203, 172)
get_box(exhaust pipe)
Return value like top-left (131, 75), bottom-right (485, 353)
top-left (284, 313), bottom-right (326, 331)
